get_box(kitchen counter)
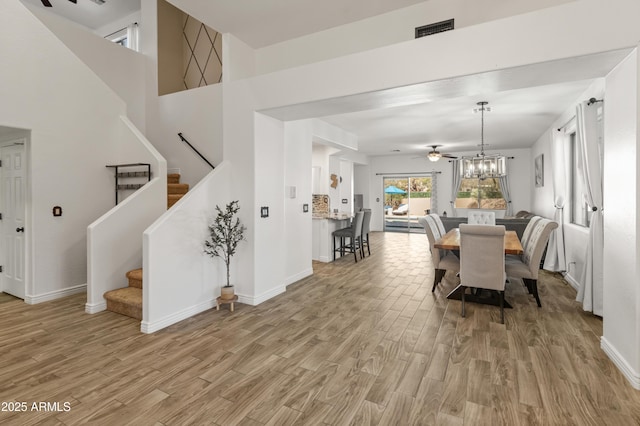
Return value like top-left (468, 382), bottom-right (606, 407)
top-left (311, 214), bottom-right (351, 262)
top-left (312, 213), bottom-right (352, 220)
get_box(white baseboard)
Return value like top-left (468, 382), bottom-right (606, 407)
top-left (167, 167), bottom-right (181, 175)
top-left (85, 301), bottom-right (106, 314)
top-left (141, 285), bottom-right (287, 333)
top-left (285, 268), bottom-right (313, 286)
top-left (25, 284), bottom-right (86, 305)
top-left (140, 299), bottom-right (216, 334)
top-left (601, 336), bottom-right (640, 390)
top-left (237, 285), bottom-right (286, 306)
top-left (563, 272), bottom-right (580, 291)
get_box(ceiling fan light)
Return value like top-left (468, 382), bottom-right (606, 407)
top-left (428, 152), bottom-right (441, 162)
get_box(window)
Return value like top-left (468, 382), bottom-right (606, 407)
top-left (569, 132), bottom-right (590, 227)
top-left (455, 177), bottom-right (506, 210)
top-left (105, 23), bottom-right (139, 51)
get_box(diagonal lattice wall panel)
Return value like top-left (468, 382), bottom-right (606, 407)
top-left (183, 15), bottom-right (222, 90)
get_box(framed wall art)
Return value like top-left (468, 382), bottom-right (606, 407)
top-left (535, 154), bottom-right (544, 187)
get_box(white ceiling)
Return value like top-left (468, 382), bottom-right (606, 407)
top-left (165, 0), bottom-right (429, 49)
top-left (320, 81), bottom-right (592, 157)
top-left (263, 49), bottom-right (630, 157)
top-left (15, 1), bottom-right (630, 160)
top-left (19, 0), bottom-right (426, 45)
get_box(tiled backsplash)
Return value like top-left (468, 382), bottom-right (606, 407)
top-left (312, 194), bottom-right (329, 214)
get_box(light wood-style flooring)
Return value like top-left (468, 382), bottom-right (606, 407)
top-left (1, 231), bottom-right (639, 425)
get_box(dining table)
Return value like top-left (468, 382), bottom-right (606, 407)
top-left (434, 227), bottom-right (524, 308)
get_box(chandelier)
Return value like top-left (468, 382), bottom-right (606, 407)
top-left (460, 101), bottom-right (507, 179)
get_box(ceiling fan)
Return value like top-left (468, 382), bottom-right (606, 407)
top-left (41, 0), bottom-right (105, 6)
top-left (41, 0), bottom-right (76, 6)
top-left (424, 145), bottom-right (457, 162)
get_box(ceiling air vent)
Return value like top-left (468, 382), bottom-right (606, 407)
top-left (415, 19), bottom-right (454, 38)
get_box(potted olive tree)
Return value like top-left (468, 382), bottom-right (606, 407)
top-left (204, 200), bottom-right (246, 300)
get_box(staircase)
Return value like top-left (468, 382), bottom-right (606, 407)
top-left (103, 174), bottom-right (188, 320)
top-left (104, 268), bottom-right (143, 320)
top-left (167, 173), bottom-right (189, 208)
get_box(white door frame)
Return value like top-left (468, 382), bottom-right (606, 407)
top-left (0, 137), bottom-right (29, 300)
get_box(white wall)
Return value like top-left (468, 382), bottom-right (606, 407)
top-left (284, 121), bottom-right (314, 285)
top-left (601, 50), bottom-right (640, 389)
top-left (312, 145), bottom-right (333, 195)
top-left (149, 85), bottom-right (223, 186)
top-left (530, 79), bottom-right (605, 286)
top-left (142, 162), bottom-right (232, 333)
top-left (253, 113), bottom-right (287, 303)
top-left (0, 1), bottom-right (137, 302)
top-left (26, 5), bottom-right (147, 132)
top-left (222, 33), bottom-right (256, 83)
top-left (255, 0), bottom-right (575, 74)
top-left (354, 164), bottom-right (372, 210)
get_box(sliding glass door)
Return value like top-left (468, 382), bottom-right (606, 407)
top-left (383, 176), bottom-right (432, 233)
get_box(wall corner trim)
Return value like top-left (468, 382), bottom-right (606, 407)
top-left (85, 301), bottom-right (107, 314)
top-left (601, 336), bottom-right (640, 390)
top-left (237, 286), bottom-right (286, 306)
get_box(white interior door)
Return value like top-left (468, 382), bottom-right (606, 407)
top-left (0, 142), bottom-right (26, 299)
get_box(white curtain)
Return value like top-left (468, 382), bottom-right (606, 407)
top-left (430, 172), bottom-right (439, 214)
top-left (543, 129), bottom-right (568, 272)
top-left (449, 160), bottom-right (462, 216)
top-left (497, 175), bottom-right (513, 217)
top-left (575, 101), bottom-right (604, 316)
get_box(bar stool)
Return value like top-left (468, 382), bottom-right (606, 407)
top-left (333, 211), bottom-right (364, 262)
top-left (360, 209), bottom-right (372, 257)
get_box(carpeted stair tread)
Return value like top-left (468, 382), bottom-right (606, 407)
top-left (104, 287), bottom-right (142, 320)
top-left (126, 268), bottom-right (143, 288)
top-left (167, 173), bottom-right (181, 184)
top-left (167, 194), bottom-right (185, 208)
top-left (168, 183), bottom-right (189, 194)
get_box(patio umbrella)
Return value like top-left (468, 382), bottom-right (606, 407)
top-left (384, 185), bottom-right (406, 194)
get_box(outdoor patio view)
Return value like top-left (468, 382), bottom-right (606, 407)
top-left (383, 176), bottom-right (431, 233)
top-left (454, 177), bottom-right (506, 209)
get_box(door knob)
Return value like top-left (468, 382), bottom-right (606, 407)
top-left (16, 227), bottom-right (24, 233)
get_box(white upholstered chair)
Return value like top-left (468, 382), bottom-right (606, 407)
top-left (467, 211), bottom-right (496, 225)
top-left (419, 216), bottom-right (460, 292)
top-left (519, 215), bottom-right (542, 252)
top-left (428, 213), bottom-right (447, 236)
top-left (505, 218), bottom-right (558, 307)
top-left (459, 224), bottom-right (507, 323)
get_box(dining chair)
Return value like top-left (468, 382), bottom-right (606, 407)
top-left (428, 213), bottom-right (447, 236)
top-left (519, 215), bottom-right (542, 252)
top-left (419, 216), bottom-right (460, 292)
top-left (332, 211), bottom-right (364, 262)
top-left (467, 211), bottom-right (496, 225)
top-left (459, 224), bottom-right (507, 323)
top-left (360, 209), bottom-right (372, 257)
top-left (505, 218), bottom-right (558, 307)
